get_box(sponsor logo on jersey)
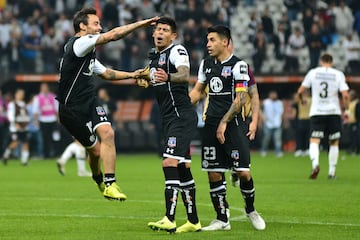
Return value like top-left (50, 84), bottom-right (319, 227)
top-left (177, 48), bottom-right (187, 56)
top-left (221, 66), bottom-right (232, 77)
top-left (231, 150), bottom-right (239, 160)
top-left (96, 106), bottom-right (106, 115)
top-left (205, 68), bottom-right (211, 73)
top-left (209, 77), bottom-right (223, 93)
top-left (239, 63), bottom-right (248, 74)
top-left (158, 53), bottom-right (166, 65)
top-left (167, 137), bottom-right (177, 147)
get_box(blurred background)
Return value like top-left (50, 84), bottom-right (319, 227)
top-left (1, 0), bottom-right (360, 157)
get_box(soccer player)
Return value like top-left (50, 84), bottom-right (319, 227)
top-left (297, 53), bottom-right (349, 179)
top-left (57, 7), bottom-right (159, 201)
top-left (189, 25), bottom-right (265, 231)
top-left (56, 140), bottom-right (92, 177)
top-left (140, 17), bottom-right (201, 233)
top-left (2, 89), bottom-right (30, 166)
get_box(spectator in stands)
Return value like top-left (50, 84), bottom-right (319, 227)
top-left (292, 89), bottom-right (311, 157)
top-left (284, 26), bottom-right (306, 74)
top-left (248, 11), bottom-right (261, 42)
top-left (278, 12), bottom-right (292, 43)
top-left (343, 90), bottom-right (360, 155)
top-left (8, 18), bottom-right (22, 73)
top-left (2, 89), bottom-right (30, 166)
top-left (102, 0), bottom-right (120, 29)
top-left (273, 23), bottom-right (288, 60)
top-left (343, 32), bottom-right (360, 74)
top-left (260, 90), bottom-right (284, 157)
top-left (284, 0), bottom-right (303, 21)
top-left (306, 23), bottom-right (324, 69)
top-left (333, 0), bottom-right (354, 36)
top-left (21, 22), bottom-right (41, 73)
top-left (41, 27), bottom-right (61, 73)
top-left (354, 10), bottom-right (360, 38)
top-left (302, 7), bottom-right (315, 37)
top-left (261, 6), bottom-right (274, 43)
top-left (252, 30), bottom-right (267, 74)
top-left (32, 83), bottom-right (58, 159)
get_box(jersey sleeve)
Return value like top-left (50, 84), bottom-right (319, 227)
top-left (338, 72), bottom-right (349, 91)
top-left (302, 69), bottom-right (313, 88)
top-left (169, 45), bottom-right (190, 69)
top-left (233, 60), bottom-right (251, 92)
top-left (7, 102), bottom-right (15, 123)
top-left (93, 59), bottom-right (106, 75)
top-left (73, 34), bottom-right (101, 57)
top-left (197, 60), bottom-right (206, 84)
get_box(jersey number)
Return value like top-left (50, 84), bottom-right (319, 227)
top-left (203, 146), bottom-right (216, 160)
top-left (319, 82), bottom-right (328, 98)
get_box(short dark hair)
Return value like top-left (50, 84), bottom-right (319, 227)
top-left (207, 25), bottom-right (232, 42)
top-left (155, 17), bottom-right (177, 33)
top-left (73, 7), bottom-right (97, 33)
top-left (320, 53), bottom-right (333, 63)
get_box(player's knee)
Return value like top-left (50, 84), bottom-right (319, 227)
top-left (238, 171), bottom-right (251, 181)
top-left (98, 127), bottom-right (115, 142)
top-left (208, 172), bottom-right (223, 182)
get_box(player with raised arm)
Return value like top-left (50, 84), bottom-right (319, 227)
top-left (57, 7), bottom-right (158, 201)
top-left (189, 25), bottom-right (265, 231)
top-left (297, 53), bottom-right (349, 179)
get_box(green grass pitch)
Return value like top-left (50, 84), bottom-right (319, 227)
top-left (1, 151), bottom-right (359, 240)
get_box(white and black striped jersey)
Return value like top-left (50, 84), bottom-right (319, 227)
top-left (197, 54), bottom-right (256, 119)
top-left (148, 43), bottom-right (194, 120)
top-left (57, 35), bottom-right (106, 105)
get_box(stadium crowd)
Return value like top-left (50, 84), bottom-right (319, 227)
top-left (1, 0), bottom-right (360, 160)
top-left (0, 0), bottom-right (360, 77)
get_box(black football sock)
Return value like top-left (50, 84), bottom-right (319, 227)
top-left (240, 177), bottom-right (255, 214)
top-left (209, 178), bottom-right (229, 222)
top-left (92, 172), bottom-right (103, 185)
top-left (104, 173), bottom-right (116, 186)
top-left (163, 167), bottom-right (180, 222)
top-left (178, 163), bottom-right (199, 224)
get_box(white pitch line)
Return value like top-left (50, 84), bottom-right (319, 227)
top-left (1, 198), bottom-right (359, 228)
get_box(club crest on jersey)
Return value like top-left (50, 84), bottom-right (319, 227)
top-left (231, 150), bottom-right (239, 160)
top-left (158, 53), bottom-right (166, 65)
top-left (96, 106), bottom-right (106, 115)
top-left (167, 137), bottom-right (177, 147)
top-left (221, 66), bottom-right (232, 77)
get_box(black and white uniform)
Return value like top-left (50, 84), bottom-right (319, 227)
top-left (301, 66), bottom-right (349, 140)
top-left (148, 44), bottom-right (197, 163)
top-left (57, 35), bottom-right (109, 148)
top-left (7, 100), bottom-right (30, 142)
top-left (198, 54), bottom-right (256, 172)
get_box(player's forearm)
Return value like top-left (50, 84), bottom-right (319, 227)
top-left (249, 86), bottom-right (260, 125)
top-left (221, 92), bottom-right (246, 123)
top-left (98, 19), bottom-right (152, 44)
top-left (101, 69), bottom-right (134, 80)
top-left (168, 66), bottom-right (190, 83)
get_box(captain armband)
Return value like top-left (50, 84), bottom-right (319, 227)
top-left (235, 81), bottom-right (248, 92)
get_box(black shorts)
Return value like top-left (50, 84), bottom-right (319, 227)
top-left (59, 97), bottom-right (111, 148)
top-left (310, 115), bottom-right (342, 140)
top-left (10, 131), bottom-right (29, 142)
top-left (162, 111), bottom-right (198, 163)
top-left (201, 117), bottom-right (250, 172)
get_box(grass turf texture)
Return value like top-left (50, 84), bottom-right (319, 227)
top-left (1, 152), bottom-right (359, 240)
